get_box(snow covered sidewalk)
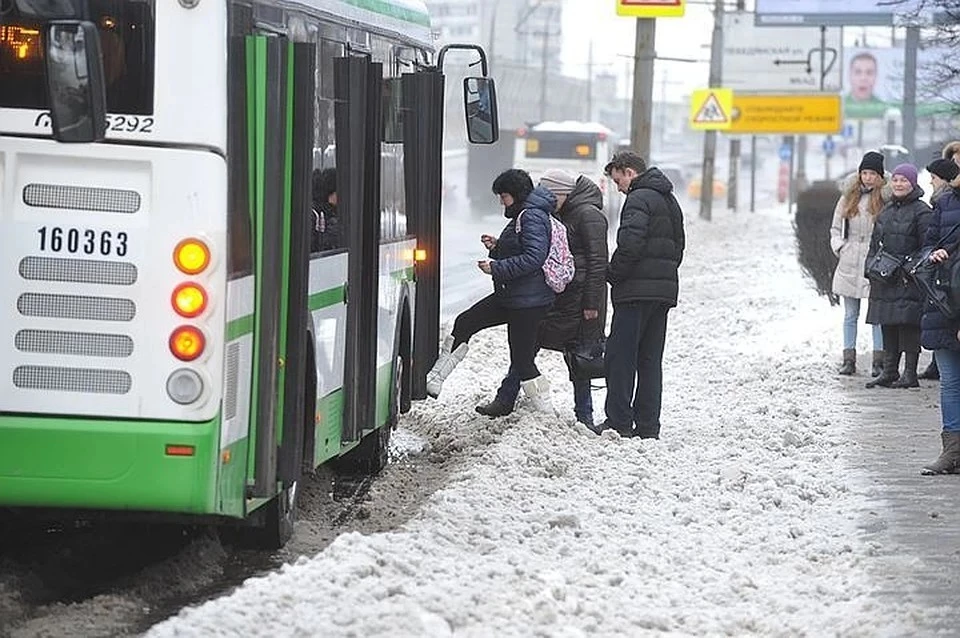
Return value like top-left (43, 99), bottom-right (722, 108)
top-left (150, 207), bottom-right (935, 637)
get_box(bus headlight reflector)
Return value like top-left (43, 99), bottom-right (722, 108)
top-left (172, 283), bottom-right (208, 318)
top-left (166, 369), bottom-right (204, 404)
top-left (174, 239), bottom-right (210, 275)
top-left (169, 326), bottom-right (206, 361)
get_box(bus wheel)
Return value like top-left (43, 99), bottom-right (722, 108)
top-left (232, 481), bottom-right (298, 550)
top-left (331, 355), bottom-right (398, 476)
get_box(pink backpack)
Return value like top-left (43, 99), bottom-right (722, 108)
top-left (516, 211), bottom-right (575, 293)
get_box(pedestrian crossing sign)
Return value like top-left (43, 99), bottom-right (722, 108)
top-left (689, 89), bottom-right (733, 130)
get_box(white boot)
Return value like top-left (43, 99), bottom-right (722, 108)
top-left (520, 375), bottom-right (554, 413)
top-left (426, 341), bottom-right (468, 398)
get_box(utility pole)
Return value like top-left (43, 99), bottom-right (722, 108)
top-left (586, 40), bottom-right (594, 122)
top-left (699, 0), bottom-right (723, 221)
top-left (903, 25), bottom-right (919, 158)
top-left (629, 18), bottom-right (656, 161)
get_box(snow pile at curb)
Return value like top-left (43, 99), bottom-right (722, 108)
top-left (149, 208), bottom-right (923, 637)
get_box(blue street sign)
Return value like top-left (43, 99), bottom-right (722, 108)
top-left (842, 124), bottom-right (855, 139)
top-left (822, 137), bottom-right (836, 158)
top-left (779, 144), bottom-right (792, 161)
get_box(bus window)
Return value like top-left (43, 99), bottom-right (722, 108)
top-left (0, 0), bottom-right (155, 115)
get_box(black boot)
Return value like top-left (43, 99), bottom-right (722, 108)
top-left (475, 398), bottom-right (514, 417)
top-left (918, 356), bottom-right (940, 381)
top-left (871, 350), bottom-right (884, 377)
top-left (838, 349), bottom-right (856, 375)
top-left (865, 351), bottom-right (901, 388)
top-left (890, 352), bottom-right (920, 388)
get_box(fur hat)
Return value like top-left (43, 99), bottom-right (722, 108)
top-left (859, 151), bottom-right (885, 176)
top-left (927, 158), bottom-right (960, 183)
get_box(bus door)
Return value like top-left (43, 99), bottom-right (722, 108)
top-left (401, 70), bottom-right (444, 400)
top-left (334, 55), bottom-right (383, 444)
top-left (241, 34), bottom-right (312, 500)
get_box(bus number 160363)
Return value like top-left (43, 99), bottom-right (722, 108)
top-left (37, 227), bottom-right (129, 258)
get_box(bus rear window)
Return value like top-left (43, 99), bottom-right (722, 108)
top-left (524, 133), bottom-right (598, 160)
top-left (0, 0), bottom-right (155, 115)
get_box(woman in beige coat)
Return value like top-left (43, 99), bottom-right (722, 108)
top-left (830, 151), bottom-right (888, 376)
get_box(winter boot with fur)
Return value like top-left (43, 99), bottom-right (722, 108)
top-left (520, 375), bottom-right (554, 413)
top-left (871, 350), bottom-right (884, 377)
top-left (865, 351), bottom-right (901, 388)
top-left (921, 431), bottom-right (960, 475)
top-left (426, 335), bottom-right (468, 398)
top-left (838, 349), bottom-right (856, 375)
top-left (890, 352), bottom-right (920, 388)
top-left (919, 356), bottom-right (940, 381)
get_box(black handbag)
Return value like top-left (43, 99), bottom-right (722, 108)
top-left (563, 323), bottom-right (605, 381)
top-left (866, 246), bottom-right (905, 283)
top-left (904, 222), bottom-right (960, 318)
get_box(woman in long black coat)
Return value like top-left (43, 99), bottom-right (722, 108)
top-left (477, 171), bottom-right (609, 425)
top-left (865, 164), bottom-right (933, 389)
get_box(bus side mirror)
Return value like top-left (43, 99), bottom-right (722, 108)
top-left (463, 77), bottom-right (498, 145)
top-left (43, 20), bottom-right (108, 143)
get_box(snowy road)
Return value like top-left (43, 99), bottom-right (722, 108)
top-left (147, 206), bottom-right (947, 636)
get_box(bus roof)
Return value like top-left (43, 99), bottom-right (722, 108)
top-left (529, 121), bottom-right (614, 135)
top-left (293, 0), bottom-right (433, 47)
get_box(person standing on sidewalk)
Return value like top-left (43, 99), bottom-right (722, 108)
top-left (920, 165), bottom-right (960, 474)
top-left (918, 150), bottom-right (960, 381)
top-left (865, 164), bottom-right (933, 389)
top-left (593, 150), bottom-right (685, 439)
top-left (829, 151), bottom-right (887, 376)
top-left (476, 170), bottom-right (609, 425)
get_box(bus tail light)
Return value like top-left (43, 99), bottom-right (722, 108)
top-left (172, 283), bottom-right (208, 318)
top-left (165, 444), bottom-right (195, 457)
top-left (166, 368), bottom-right (204, 405)
top-left (174, 238), bottom-right (211, 275)
top-left (169, 326), bottom-right (205, 361)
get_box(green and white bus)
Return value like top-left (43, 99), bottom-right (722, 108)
top-left (0, 0), bottom-right (498, 547)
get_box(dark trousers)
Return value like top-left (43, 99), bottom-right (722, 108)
top-left (452, 293), bottom-right (551, 380)
top-left (604, 302), bottom-right (670, 435)
top-left (881, 324), bottom-right (920, 354)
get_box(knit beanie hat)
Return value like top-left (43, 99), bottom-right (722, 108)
top-left (859, 151), bottom-right (885, 175)
top-left (538, 169), bottom-right (577, 196)
top-left (927, 158), bottom-right (960, 183)
top-left (892, 163), bottom-right (919, 188)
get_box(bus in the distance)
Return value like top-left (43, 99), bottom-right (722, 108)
top-left (0, 0), bottom-right (498, 548)
top-left (514, 120), bottom-right (620, 218)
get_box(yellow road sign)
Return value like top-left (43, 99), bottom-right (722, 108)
top-left (728, 94), bottom-right (842, 134)
top-left (616, 0), bottom-right (686, 18)
top-left (689, 89), bottom-right (733, 130)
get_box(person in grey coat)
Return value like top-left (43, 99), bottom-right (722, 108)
top-left (865, 163), bottom-right (934, 389)
top-left (830, 151), bottom-right (888, 376)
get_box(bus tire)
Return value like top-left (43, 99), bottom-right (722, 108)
top-left (331, 354), bottom-right (398, 476)
top-left (231, 480), bottom-right (298, 550)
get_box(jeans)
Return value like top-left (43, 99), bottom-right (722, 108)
top-left (604, 302), bottom-right (669, 434)
top-left (935, 349), bottom-right (960, 433)
top-left (496, 353), bottom-right (594, 423)
top-left (452, 294), bottom-right (551, 381)
top-left (843, 296), bottom-right (883, 350)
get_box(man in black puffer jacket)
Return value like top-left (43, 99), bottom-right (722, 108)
top-left (594, 151), bottom-right (685, 438)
